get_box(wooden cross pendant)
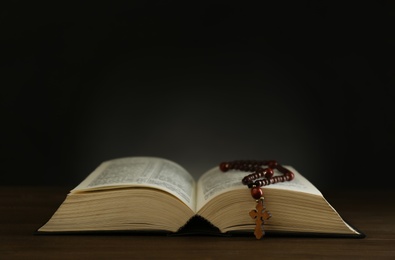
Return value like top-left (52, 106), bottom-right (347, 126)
top-left (249, 199), bottom-right (272, 239)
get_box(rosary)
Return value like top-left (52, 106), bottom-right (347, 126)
top-left (219, 160), bottom-right (295, 239)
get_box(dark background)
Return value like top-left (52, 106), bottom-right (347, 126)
top-left (2, 1), bottom-right (394, 191)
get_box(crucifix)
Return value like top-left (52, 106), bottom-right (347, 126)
top-left (249, 199), bottom-right (271, 239)
top-left (219, 160), bottom-right (294, 239)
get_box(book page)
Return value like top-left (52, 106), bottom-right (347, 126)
top-left (196, 166), bottom-right (321, 211)
top-left (71, 157), bottom-right (196, 210)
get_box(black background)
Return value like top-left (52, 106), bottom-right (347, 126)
top-left (2, 1), bottom-right (394, 191)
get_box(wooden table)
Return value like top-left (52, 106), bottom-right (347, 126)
top-left (1, 186), bottom-right (394, 259)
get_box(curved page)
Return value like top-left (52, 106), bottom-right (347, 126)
top-left (71, 157), bottom-right (196, 211)
top-left (196, 166), bottom-right (321, 212)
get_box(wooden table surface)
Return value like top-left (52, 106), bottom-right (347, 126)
top-left (1, 186), bottom-right (394, 259)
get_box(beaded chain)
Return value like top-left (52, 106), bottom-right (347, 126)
top-left (219, 160), bottom-right (295, 190)
top-left (219, 160), bottom-right (295, 239)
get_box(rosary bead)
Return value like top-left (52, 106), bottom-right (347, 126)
top-left (219, 162), bottom-right (229, 172)
top-left (219, 160), bottom-right (294, 188)
top-left (264, 168), bottom-right (274, 179)
top-left (267, 160), bottom-right (277, 169)
top-left (285, 171), bottom-right (295, 180)
top-left (251, 186), bottom-right (263, 200)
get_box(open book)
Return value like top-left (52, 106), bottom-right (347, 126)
top-left (38, 157), bottom-right (363, 237)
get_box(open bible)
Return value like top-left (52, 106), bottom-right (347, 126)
top-left (38, 157), bottom-right (363, 237)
